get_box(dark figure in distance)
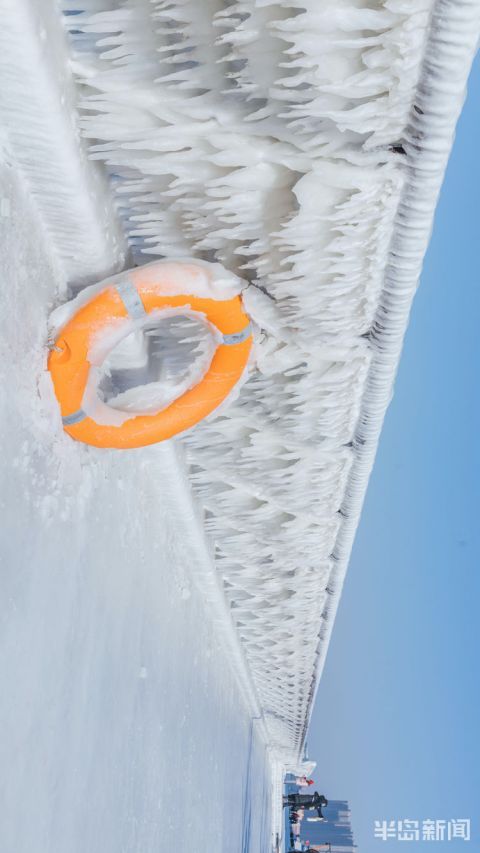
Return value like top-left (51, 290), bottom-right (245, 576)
top-left (283, 792), bottom-right (328, 810)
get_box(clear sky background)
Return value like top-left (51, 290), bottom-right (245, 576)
top-left (308, 51), bottom-right (480, 853)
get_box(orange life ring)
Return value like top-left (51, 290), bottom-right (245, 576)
top-left (48, 263), bottom-right (253, 449)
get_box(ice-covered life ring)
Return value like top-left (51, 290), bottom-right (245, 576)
top-left (48, 260), bottom-right (253, 449)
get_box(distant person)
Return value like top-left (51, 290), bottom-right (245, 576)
top-left (283, 791), bottom-right (328, 810)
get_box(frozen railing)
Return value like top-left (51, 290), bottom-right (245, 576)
top-left (60, 0), bottom-right (435, 760)
top-left (13, 0), bottom-right (478, 769)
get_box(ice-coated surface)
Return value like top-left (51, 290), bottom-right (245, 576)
top-left (2, 5), bottom-right (478, 834)
top-left (61, 0), bottom-right (435, 758)
top-left (54, 0), bottom-right (480, 768)
top-left (0, 161), bottom-right (271, 853)
top-left (0, 0), bottom-right (126, 286)
top-left (49, 258), bottom-right (247, 337)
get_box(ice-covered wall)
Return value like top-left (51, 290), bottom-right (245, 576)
top-left (58, 0), bottom-right (480, 761)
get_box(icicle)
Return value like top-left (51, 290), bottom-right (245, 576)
top-left (60, 0), bottom-right (436, 757)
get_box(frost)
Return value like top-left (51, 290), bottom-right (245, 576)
top-left (22, 0), bottom-right (477, 767)
top-left (60, 0), bottom-right (435, 757)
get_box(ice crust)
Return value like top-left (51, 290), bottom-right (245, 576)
top-left (0, 0), bottom-right (475, 840)
top-left (0, 0), bottom-right (126, 286)
top-left (45, 0), bottom-right (479, 769)
top-left (49, 258), bottom-right (246, 335)
top-left (0, 160), bottom-right (272, 853)
top-left (60, 0), bottom-right (437, 757)
top-left (83, 307), bottom-right (221, 426)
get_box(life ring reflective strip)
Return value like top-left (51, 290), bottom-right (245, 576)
top-left (48, 275), bottom-right (252, 449)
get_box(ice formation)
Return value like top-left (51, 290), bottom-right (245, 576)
top-left (57, 0), bottom-right (480, 760)
top-left (0, 0), bottom-right (470, 769)
top-left (0, 0), bottom-right (125, 285)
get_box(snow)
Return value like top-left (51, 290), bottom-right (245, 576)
top-left (0, 160), bottom-right (272, 851)
top-left (58, 0), bottom-right (480, 762)
top-left (49, 259), bottom-right (247, 337)
top-left (98, 316), bottom-right (218, 416)
top-left (79, 308), bottom-right (219, 428)
top-left (60, 0), bottom-right (433, 758)
top-left (1, 6), bottom-right (477, 849)
top-left (0, 0), bottom-right (125, 286)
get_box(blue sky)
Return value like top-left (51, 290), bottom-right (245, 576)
top-left (308, 52), bottom-right (480, 852)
